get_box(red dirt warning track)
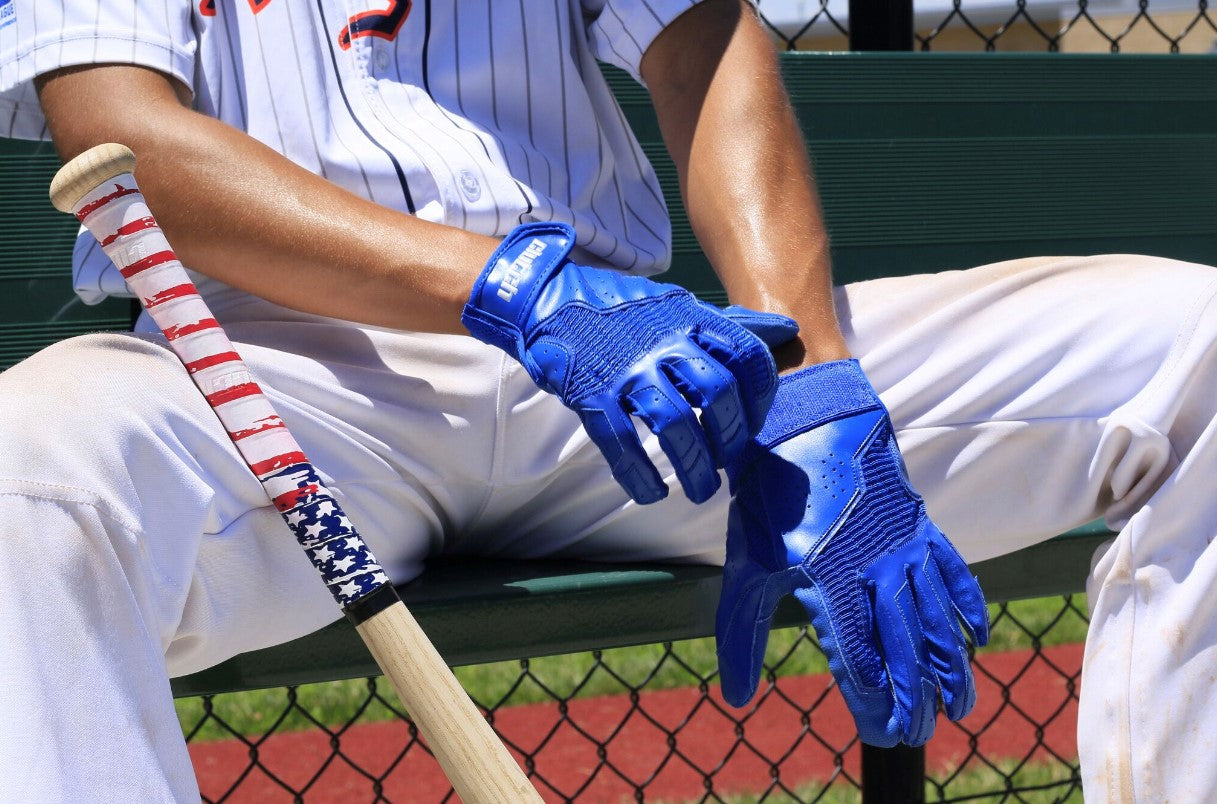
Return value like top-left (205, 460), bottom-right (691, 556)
top-left (190, 644), bottom-right (1081, 802)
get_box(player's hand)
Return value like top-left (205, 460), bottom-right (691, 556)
top-left (714, 359), bottom-right (990, 746)
top-left (462, 221), bottom-right (797, 505)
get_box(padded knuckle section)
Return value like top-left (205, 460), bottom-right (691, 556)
top-left (533, 291), bottom-right (736, 402)
top-left (669, 354), bottom-right (713, 380)
top-left (632, 386), bottom-right (675, 424)
top-left (627, 386), bottom-right (696, 446)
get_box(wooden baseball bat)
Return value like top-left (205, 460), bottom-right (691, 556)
top-left (50, 143), bottom-right (541, 803)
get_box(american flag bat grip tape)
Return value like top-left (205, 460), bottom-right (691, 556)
top-left (50, 142), bottom-right (390, 618)
top-left (50, 143), bottom-right (541, 802)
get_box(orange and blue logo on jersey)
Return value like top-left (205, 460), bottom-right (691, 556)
top-left (197, 0), bottom-right (411, 50)
top-left (338, 1), bottom-right (412, 50)
top-left (199, 0), bottom-right (271, 14)
top-left (0, 0), bottom-right (15, 31)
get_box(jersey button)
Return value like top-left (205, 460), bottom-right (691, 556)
top-left (458, 170), bottom-right (482, 202)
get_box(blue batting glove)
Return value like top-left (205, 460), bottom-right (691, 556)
top-left (462, 221), bottom-right (797, 505)
top-left (715, 359), bottom-right (989, 747)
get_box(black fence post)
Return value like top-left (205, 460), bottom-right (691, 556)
top-left (848, 0), bottom-right (925, 800)
top-left (848, 0), bottom-right (915, 51)
top-left (861, 742), bottom-right (926, 803)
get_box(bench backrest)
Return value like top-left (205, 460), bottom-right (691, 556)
top-left (0, 141), bottom-right (136, 370)
top-left (607, 52), bottom-right (1217, 302)
top-left (3, 52), bottom-right (1217, 370)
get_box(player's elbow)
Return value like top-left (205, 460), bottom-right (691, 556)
top-left (35, 63), bottom-right (194, 164)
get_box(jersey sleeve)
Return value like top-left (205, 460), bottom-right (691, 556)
top-left (582, 0), bottom-right (705, 83)
top-left (0, 0), bottom-right (197, 140)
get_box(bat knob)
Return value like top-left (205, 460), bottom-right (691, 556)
top-left (49, 142), bottom-right (137, 213)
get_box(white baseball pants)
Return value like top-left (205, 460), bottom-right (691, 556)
top-left (0, 253), bottom-right (1214, 802)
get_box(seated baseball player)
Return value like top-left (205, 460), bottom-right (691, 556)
top-left (1, 1), bottom-right (1214, 801)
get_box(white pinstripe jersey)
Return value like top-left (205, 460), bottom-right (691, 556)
top-left (0, 0), bottom-right (703, 306)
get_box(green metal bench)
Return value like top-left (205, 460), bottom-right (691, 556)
top-left (4, 50), bottom-right (1215, 741)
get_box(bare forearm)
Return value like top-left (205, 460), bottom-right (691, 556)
top-left (36, 65), bottom-right (496, 334)
top-left (642, 0), bottom-right (850, 370)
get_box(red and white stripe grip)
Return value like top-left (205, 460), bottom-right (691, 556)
top-left (70, 176), bottom-right (390, 610)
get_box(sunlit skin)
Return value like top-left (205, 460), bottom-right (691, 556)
top-left (642, 0), bottom-right (850, 370)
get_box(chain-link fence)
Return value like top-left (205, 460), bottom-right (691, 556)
top-left (755, 0), bottom-right (1217, 52)
top-left (178, 595), bottom-right (1089, 802)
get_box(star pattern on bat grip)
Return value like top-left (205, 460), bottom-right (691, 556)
top-left (274, 465), bottom-right (389, 607)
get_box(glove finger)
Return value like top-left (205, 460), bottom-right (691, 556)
top-left (719, 305), bottom-right (800, 351)
top-left (578, 403), bottom-right (669, 505)
top-left (660, 349), bottom-right (748, 468)
top-left (909, 550), bottom-right (976, 721)
top-left (715, 505), bottom-right (788, 707)
top-left (927, 527), bottom-right (991, 647)
top-left (625, 370), bottom-right (720, 504)
top-left (792, 584), bottom-right (903, 748)
top-left (689, 327), bottom-right (779, 437)
top-left (872, 568), bottom-right (939, 747)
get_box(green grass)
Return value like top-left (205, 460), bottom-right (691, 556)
top-left (980, 595), bottom-right (1089, 653)
top-left (176, 594), bottom-right (1090, 744)
top-left (650, 758), bottom-right (1083, 803)
top-left (926, 758), bottom-right (1084, 803)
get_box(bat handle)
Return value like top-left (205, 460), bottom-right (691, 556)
top-left (358, 601), bottom-right (543, 800)
top-left (52, 144), bottom-right (543, 803)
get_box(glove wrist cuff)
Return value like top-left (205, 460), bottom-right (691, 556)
top-left (757, 359), bottom-right (884, 447)
top-left (461, 221), bottom-right (576, 354)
